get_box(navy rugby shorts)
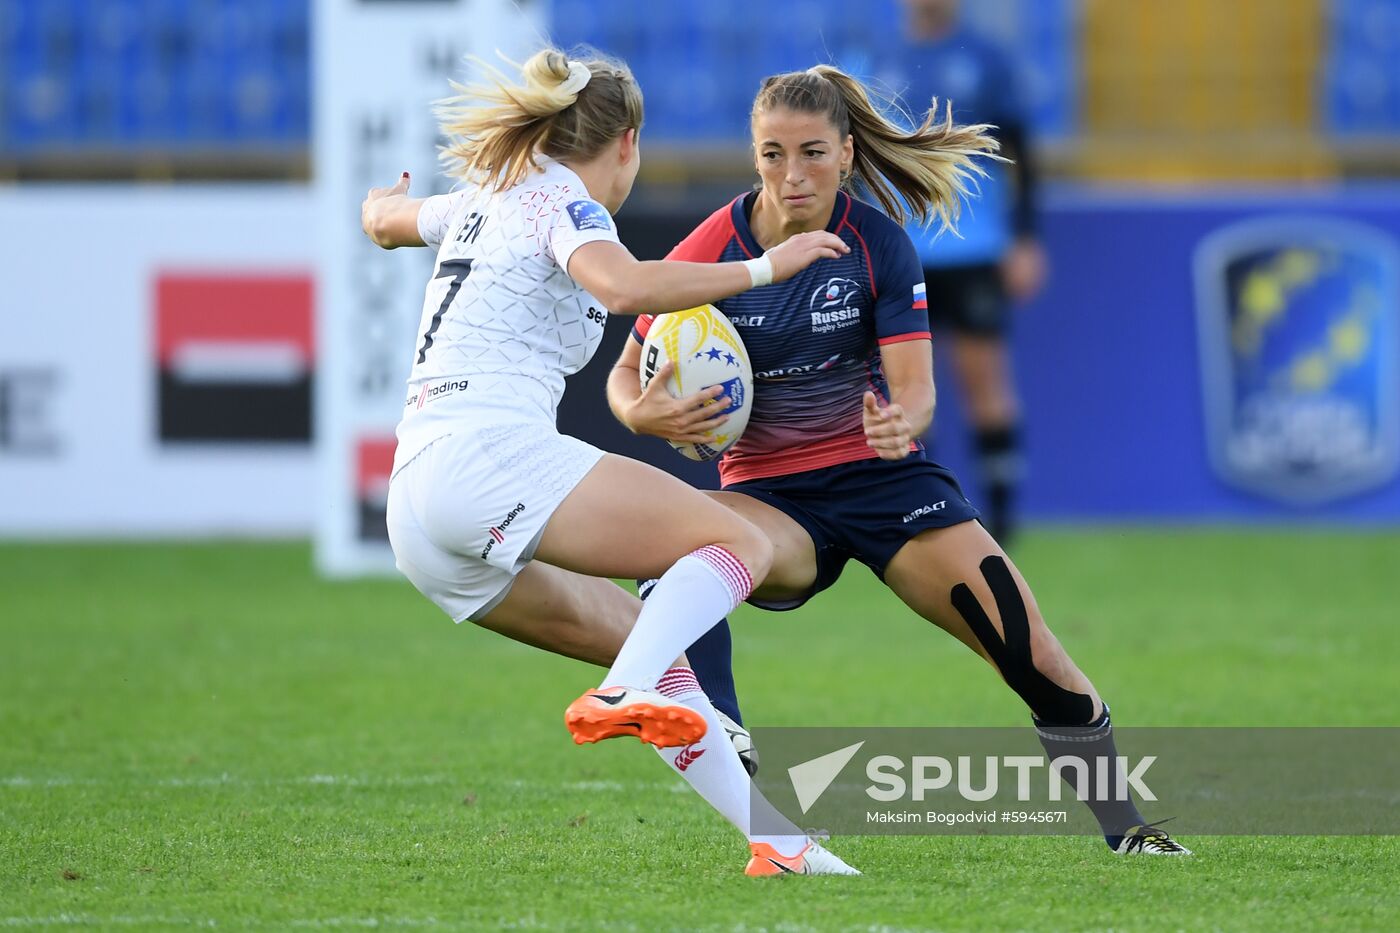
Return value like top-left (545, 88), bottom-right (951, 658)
top-left (725, 453), bottom-right (981, 611)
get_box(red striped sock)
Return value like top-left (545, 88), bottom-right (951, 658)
top-left (691, 545), bottom-right (753, 608)
top-left (656, 666), bottom-right (703, 698)
top-left (603, 547), bottom-right (754, 691)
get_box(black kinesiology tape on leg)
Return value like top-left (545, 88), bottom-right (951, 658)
top-left (949, 555), bottom-right (1094, 725)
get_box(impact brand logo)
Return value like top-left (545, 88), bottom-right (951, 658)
top-left (902, 501), bottom-right (946, 523)
top-left (566, 199), bottom-right (612, 233)
top-left (480, 502), bottom-right (527, 559)
top-left (1194, 217), bottom-right (1400, 504)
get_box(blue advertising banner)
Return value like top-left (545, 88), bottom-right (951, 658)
top-left (564, 187), bottom-right (1400, 524)
top-left (996, 186), bottom-right (1400, 522)
top-left (1194, 217), bottom-right (1399, 505)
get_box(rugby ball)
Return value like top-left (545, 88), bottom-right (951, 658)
top-left (640, 305), bottom-right (753, 461)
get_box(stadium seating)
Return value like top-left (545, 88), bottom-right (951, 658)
top-left (549, 0), bottom-right (1076, 141)
top-left (0, 0), bottom-right (308, 153)
top-left (1, 0), bottom-right (1396, 170)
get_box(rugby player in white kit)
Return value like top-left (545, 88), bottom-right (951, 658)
top-left (360, 48), bottom-right (860, 875)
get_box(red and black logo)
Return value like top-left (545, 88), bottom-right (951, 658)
top-left (356, 436), bottom-right (397, 542)
top-left (155, 273), bottom-right (314, 443)
top-left (674, 743), bottom-right (707, 772)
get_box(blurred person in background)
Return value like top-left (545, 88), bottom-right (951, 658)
top-left (862, 0), bottom-right (1047, 547)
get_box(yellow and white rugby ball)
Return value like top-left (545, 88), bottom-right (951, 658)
top-left (640, 304), bottom-right (753, 461)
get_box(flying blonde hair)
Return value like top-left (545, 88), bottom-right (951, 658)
top-left (437, 47), bottom-right (643, 192)
top-left (752, 65), bottom-right (1004, 231)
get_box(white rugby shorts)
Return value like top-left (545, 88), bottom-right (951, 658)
top-left (386, 422), bottom-right (606, 622)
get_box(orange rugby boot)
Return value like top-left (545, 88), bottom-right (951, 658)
top-left (564, 686), bottom-right (707, 748)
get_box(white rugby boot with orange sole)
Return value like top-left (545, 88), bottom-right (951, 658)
top-left (744, 838), bottom-right (862, 877)
top-left (564, 686), bottom-right (707, 749)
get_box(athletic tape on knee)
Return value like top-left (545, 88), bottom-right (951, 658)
top-left (950, 555), bottom-right (1094, 725)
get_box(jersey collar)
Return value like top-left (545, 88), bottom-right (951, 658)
top-left (731, 189), bottom-right (851, 258)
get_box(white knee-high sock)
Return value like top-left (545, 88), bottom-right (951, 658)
top-left (604, 547), bottom-right (751, 690)
top-left (653, 667), bottom-right (807, 858)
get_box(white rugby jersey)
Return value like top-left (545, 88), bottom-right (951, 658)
top-left (393, 158), bottom-right (621, 476)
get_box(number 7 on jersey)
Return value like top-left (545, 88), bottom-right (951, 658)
top-left (418, 259), bottom-right (474, 364)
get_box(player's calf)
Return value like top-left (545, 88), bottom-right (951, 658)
top-left (951, 556), bottom-right (1190, 853)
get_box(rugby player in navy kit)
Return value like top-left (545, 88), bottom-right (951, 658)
top-left (610, 65), bottom-right (1188, 856)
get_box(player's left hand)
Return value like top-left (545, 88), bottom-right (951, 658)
top-left (863, 391), bottom-right (912, 460)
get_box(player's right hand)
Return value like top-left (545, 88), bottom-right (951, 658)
top-left (765, 230), bottom-right (850, 283)
top-left (365, 171), bottom-right (411, 204)
top-left (362, 171), bottom-right (412, 242)
top-left (863, 390), bottom-right (913, 460)
top-left (624, 362), bottom-right (731, 444)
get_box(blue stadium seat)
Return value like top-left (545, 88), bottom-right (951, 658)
top-left (0, 0), bottom-right (309, 155)
top-left (559, 0), bottom-right (1077, 143)
top-left (2, 0), bottom-right (1079, 154)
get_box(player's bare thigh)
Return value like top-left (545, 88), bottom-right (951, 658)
top-left (883, 519), bottom-right (1100, 713)
top-left (535, 454), bottom-right (772, 583)
top-left (474, 561), bottom-right (642, 668)
top-left (704, 490), bottom-right (818, 601)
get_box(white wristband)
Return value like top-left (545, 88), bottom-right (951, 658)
top-left (742, 255), bottom-right (773, 288)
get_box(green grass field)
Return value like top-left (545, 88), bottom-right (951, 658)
top-left (3, 530), bottom-right (1399, 931)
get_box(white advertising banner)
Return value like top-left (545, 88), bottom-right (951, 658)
top-left (313, 0), bottom-right (541, 576)
top-left (0, 186), bottom-right (317, 536)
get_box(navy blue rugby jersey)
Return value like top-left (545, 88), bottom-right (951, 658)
top-left (632, 191), bottom-right (931, 485)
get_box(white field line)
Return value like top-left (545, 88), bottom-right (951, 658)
top-left (1, 774), bottom-right (454, 789)
top-left (2, 775), bottom-right (690, 793)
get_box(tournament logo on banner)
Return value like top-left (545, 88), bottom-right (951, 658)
top-left (156, 273), bottom-right (314, 443)
top-left (1194, 217), bottom-right (1400, 504)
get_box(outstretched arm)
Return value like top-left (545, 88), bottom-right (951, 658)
top-left (567, 231), bottom-right (849, 316)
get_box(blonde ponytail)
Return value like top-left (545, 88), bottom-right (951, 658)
top-left (437, 47), bottom-right (643, 192)
top-left (754, 65), bottom-right (1003, 231)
